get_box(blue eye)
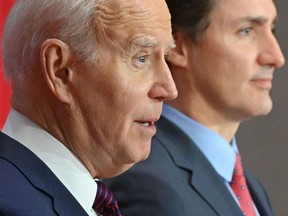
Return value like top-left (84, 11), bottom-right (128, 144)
top-left (138, 55), bottom-right (147, 64)
top-left (240, 27), bottom-right (252, 35)
top-left (133, 53), bottom-right (151, 69)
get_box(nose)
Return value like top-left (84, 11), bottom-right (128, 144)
top-left (148, 61), bottom-right (178, 101)
top-left (258, 32), bottom-right (285, 68)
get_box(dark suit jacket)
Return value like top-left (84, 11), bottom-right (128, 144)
top-left (104, 116), bottom-right (274, 216)
top-left (0, 131), bottom-right (89, 216)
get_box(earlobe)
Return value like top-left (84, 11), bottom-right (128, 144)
top-left (166, 32), bottom-right (189, 68)
top-left (40, 39), bottom-right (73, 103)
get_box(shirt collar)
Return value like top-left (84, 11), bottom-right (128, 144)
top-left (162, 104), bottom-right (236, 182)
top-left (2, 109), bottom-right (97, 215)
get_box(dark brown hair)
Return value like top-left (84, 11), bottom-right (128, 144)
top-left (165, 0), bottom-right (220, 42)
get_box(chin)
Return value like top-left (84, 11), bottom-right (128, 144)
top-left (130, 150), bottom-right (151, 164)
top-left (127, 138), bottom-right (152, 159)
top-left (256, 101), bottom-right (273, 116)
top-left (108, 163), bottom-right (136, 178)
top-left (245, 106), bottom-right (273, 120)
top-left (245, 97), bottom-right (273, 117)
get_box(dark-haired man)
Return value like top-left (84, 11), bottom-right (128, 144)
top-left (105, 0), bottom-right (285, 215)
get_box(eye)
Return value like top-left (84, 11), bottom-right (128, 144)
top-left (133, 54), bottom-right (150, 68)
top-left (239, 27), bottom-right (253, 35)
top-left (138, 55), bottom-right (148, 64)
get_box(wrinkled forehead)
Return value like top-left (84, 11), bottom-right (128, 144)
top-left (95, 0), bottom-right (171, 48)
top-left (97, 0), bottom-right (170, 22)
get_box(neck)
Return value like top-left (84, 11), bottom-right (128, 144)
top-left (166, 99), bottom-right (240, 143)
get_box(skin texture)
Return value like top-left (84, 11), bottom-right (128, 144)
top-left (12, 0), bottom-right (177, 178)
top-left (167, 0), bottom-right (285, 142)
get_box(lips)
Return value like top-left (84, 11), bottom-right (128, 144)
top-left (134, 118), bottom-right (159, 136)
top-left (135, 117), bottom-right (160, 127)
top-left (137, 121), bottom-right (155, 127)
top-left (251, 78), bottom-right (272, 89)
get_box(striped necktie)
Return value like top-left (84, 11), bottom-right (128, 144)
top-left (93, 181), bottom-right (122, 216)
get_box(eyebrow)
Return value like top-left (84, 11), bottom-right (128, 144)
top-left (168, 41), bottom-right (176, 50)
top-left (131, 37), bottom-right (158, 48)
top-left (234, 15), bottom-right (278, 26)
top-left (128, 37), bottom-right (176, 52)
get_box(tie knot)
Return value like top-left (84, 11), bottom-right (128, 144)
top-left (233, 153), bottom-right (244, 176)
top-left (93, 181), bottom-right (122, 216)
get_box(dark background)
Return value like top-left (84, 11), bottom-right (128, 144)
top-left (237, 0), bottom-right (288, 215)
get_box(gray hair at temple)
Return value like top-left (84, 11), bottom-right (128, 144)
top-left (2, 0), bottom-right (104, 85)
top-left (165, 0), bottom-right (220, 42)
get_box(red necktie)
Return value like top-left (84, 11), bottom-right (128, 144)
top-left (230, 154), bottom-right (256, 216)
top-left (93, 181), bottom-right (122, 216)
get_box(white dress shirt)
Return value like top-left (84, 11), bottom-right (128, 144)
top-left (2, 109), bottom-right (97, 216)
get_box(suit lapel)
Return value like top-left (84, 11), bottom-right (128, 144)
top-left (0, 132), bottom-right (89, 216)
top-left (245, 170), bottom-right (273, 216)
top-left (156, 117), bottom-right (243, 216)
top-left (191, 149), bottom-right (243, 216)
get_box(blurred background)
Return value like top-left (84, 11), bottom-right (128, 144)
top-left (0, 0), bottom-right (287, 215)
top-left (0, 0), bottom-right (13, 128)
top-left (237, 0), bottom-right (288, 215)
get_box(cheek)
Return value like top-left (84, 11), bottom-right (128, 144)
top-left (214, 51), bottom-right (253, 88)
top-left (200, 40), bottom-right (254, 82)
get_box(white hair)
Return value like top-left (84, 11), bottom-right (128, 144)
top-left (2, 0), bottom-right (103, 84)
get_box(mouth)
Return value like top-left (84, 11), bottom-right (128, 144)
top-left (251, 78), bottom-right (272, 89)
top-left (135, 116), bottom-right (160, 127)
top-left (138, 121), bottom-right (155, 127)
top-left (134, 119), bottom-right (158, 137)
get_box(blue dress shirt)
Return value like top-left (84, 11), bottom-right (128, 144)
top-left (162, 104), bottom-right (259, 215)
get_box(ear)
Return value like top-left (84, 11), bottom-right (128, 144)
top-left (166, 32), bottom-right (189, 68)
top-left (40, 39), bottom-right (73, 103)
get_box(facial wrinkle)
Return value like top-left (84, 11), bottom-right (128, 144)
top-left (94, 1), bottom-right (168, 46)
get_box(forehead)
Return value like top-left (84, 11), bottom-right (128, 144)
top-left (211, 0), bottom-right (277, 22)
top-left (95, 0), bottom-right (172, 48)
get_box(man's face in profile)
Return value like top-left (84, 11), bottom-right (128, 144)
top-left (70, 0), bottom-right (177, 177)
top-left (181, 0), bottom-right (284, 123)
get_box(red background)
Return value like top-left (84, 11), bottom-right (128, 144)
top-left (0, 0), bottom-right (15, 129)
